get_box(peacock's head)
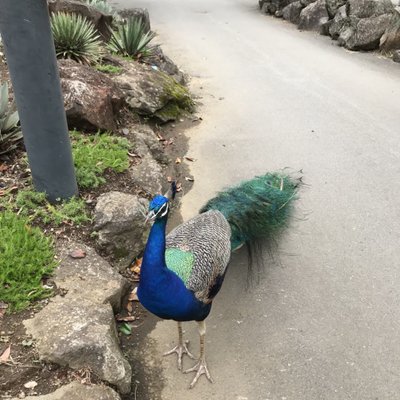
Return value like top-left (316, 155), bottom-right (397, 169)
top-left (145, 182), bottom-right (177, 222)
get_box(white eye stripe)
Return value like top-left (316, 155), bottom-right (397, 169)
top-left (156, 203), bottom-right (169, 218)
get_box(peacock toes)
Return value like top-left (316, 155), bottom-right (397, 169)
top-left (184, 320), bottom-right (214, 389)
top-left (163, 322), bottom-right (195, 370)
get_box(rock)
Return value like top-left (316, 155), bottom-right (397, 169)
top-left (11, 382), bottom-right (121, 400)
top-left (117, 8), bottom-right (151, 32)
top-left (326, 0), bottom-right (347, 18)
top-left (94, 191), bottom-right (149, 264)
top-left (129, 154), bottom-right (164, 195)
top-left (113, 60), bottom-right (193, 122)
top-left (380, 11), bottom-right (400, 51)
top-left (147, 46), bottom-right (187, 85)
top-left (329, 5), bottom-right (349, 38)
top-left (24, 298), bottom-right (131, 394)
top-left (339, 13), bottom-right (393, 49)
top-left (346, 0), bottom-right (395, 18)
top-left (55, 241), bottom-right (130, 312)
top-left (298, 0), bottom-right (330, 32)
top-left (300, 0), bottom-right (318, 6)
top-left (132, 125), bottom-right (169, 165)
top-left (48, 0), bottom-right (113, 40)
top-left (59, 59), bottom-right (124, 132)
top-left (392, 48), bottom-right (400, 60)
top-left (282, 1), bottom-right (304, 24)
top-left (260, 0), bottom-right (299, 14)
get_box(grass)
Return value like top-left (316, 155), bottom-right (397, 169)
top-left (70, 130), bottom-right (131, 188)
top-left (0, 211), bottom-right (56, 312)
top-left (95, 64), bottom-right (123, 74)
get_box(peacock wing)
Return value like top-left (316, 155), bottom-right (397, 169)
top-left (166, 210), bottom-right (231, 304)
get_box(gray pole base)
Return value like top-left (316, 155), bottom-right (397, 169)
top-left (0, 0), bottom-right (78, 202)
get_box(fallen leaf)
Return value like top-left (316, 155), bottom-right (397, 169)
top-left (184, 157), bottom-right (195, 162)
top-left (185, 176), bottom-right (194, 182)
top-left (0, 345), bottom-right (11, 363)
top-left (21, 339), bottom-right (33, 347)
top-left (130, 258), bottom-right (142, 275)
top-left (176, 182), bottom-right (182, 192)
top-left (69, 249), bottom-right (86, 259)
top-left (24, 381), bottom-right (37, 389)
top-left (0, 164), bottom-right (9, 173)
top-left (122, 128), bottom-right (129, 135)
top-left (128, 152), bottom-right (141, 158)
top-left (156, 133), bottom-right (165, 141)
top-left (126, 302), bottom-right (133, 313)
top-left (116, 315), bottom-right (136, 322)
top-left (128, 287), bottom-right (139, 302)
top-left (175, 157), bottom-right (181, 164)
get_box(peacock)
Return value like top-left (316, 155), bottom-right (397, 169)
top-left (137, 171), bottom-right (300, 388)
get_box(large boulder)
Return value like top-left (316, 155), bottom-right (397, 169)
top-left (379, 11), bottom-right (400, 51)
top-left (283, 1), bottom-right (304, 24)
top-left (298, 0), bottom-right (330, 32)
top-left (24, 298), bottom-right (131, 394)
top-left (326, 0), bottom-right (347, 18)
top-left (260, 0), bottom-right (299, 14)
top-left (23, 242), bottom-right (132, 394)
top-left (10, 382), bottom-right (121, 400)
top-left (48, 0), bottom-right (113, 40)
top-left (59, 59), bottom-right (124, 132)
top-left (94, 191), bottom-right (149, 265)
top-left (346, 0), bottom-right (395, 18)
top-left (113, 60), bottom-right (193, 123)
top-left (338, 13), bottom-right (393, 49)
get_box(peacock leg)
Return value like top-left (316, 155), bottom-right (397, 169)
top-left (163, 322), bottom-right (195, 370)
top-left (184, 320), bottom-right (214, 388)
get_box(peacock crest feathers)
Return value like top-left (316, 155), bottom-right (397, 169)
top-left (199, 171), bottom-right (300, 250)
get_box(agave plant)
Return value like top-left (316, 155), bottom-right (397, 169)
top-left (0, 82), bottom-right (22, 155)
top-left (108, 18), bottom-right (156, 59)
top-left (86, 0), bottom-right (116, 17)
top-left (51, 12), bottom-right (104, 65)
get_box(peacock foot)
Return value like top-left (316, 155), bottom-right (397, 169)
top-left (184, 358), bottom-right (214, 389)
top-left (163, 340), bottom-right (195, 370)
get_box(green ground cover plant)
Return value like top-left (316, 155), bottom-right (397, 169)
top-left (95, 64), bottom-right (123, 74)
top-left (0, 211), bottom-right (56, 312)
top-left (70, 130), bottom-right (131, 188)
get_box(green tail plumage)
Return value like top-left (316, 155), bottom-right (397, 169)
top-left (200, 171), bottom-right (300, 250)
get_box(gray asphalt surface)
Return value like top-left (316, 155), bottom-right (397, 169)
top-left (112, 1), bottom-right (400, 398)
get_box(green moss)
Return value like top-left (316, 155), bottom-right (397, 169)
top-left (0, 211), bottom-right (56, 312)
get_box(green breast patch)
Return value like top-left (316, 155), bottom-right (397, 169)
top-left (165, 248), bottom-right (194, 285)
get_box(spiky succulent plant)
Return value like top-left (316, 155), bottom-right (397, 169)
top-left (108, 18), bottom-right (156, 59)
top-left (86, 0), bottom-right (116, 17)
top-left (0, 82), bottom-right (22, 155)
top-left (51, 12), bottom-right (104, 65)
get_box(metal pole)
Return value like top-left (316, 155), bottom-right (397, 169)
top-left (0, 0), bottom-right (78, 202)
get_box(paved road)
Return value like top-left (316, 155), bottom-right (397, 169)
top-left (113, 1), bottom-right (400, 398)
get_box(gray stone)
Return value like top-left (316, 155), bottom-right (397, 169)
top-left (24, 298), bottom-right (132, 394)
top-left (283, 1), bottom-right (304, 24)
top-left (329, 5), bottom-right (349, 38)
top-left (298, 0), bottom-right (330, 32)
top-left (326, 0), bottom-right (347, 18)
top-left (113, 59), bottom-right (193, 122)
top-left (346, 0), bottom-right (395, 18)
top-left (55, 241), bottom-right (130, 312)
top-left (380, 12), bottom-right (400, 51)
top-left (11, 382), bottom-right (121, 400)
top-left (339, 13), bottom-right (393, 49)
top-left (48, 0), bottom-right (113, 40)
top-left (300, 0), bottom-right (318, 6)
top-left (94, 191), bottom-right (149, 264)
top-left (118, 8), bottom-right (151, 32)
top-left (392, 48), bottom-right (400, 60)
top-left (129, 154), bottom-right (164, 195)
top-left (59, 59), bottom-right (124, 132)
top-left (132, 125), bottom-right (169, 165)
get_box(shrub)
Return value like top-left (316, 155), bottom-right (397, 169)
top-left (0, 211), bottom-right (56, 312)
top-left (0, 82), bottom-right (23, 155)
top-left (95, 63), bottom-right (122, 74)
top-left (108, 18), bottom-right (156, 59)
top-left (51, 12), bottom-right (103, 64)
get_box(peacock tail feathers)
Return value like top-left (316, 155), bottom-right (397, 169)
top-left (199, 171), bottom-right (300, 250)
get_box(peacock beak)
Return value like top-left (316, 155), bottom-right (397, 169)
top-left (145, 210), bottom-right (156, 224)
